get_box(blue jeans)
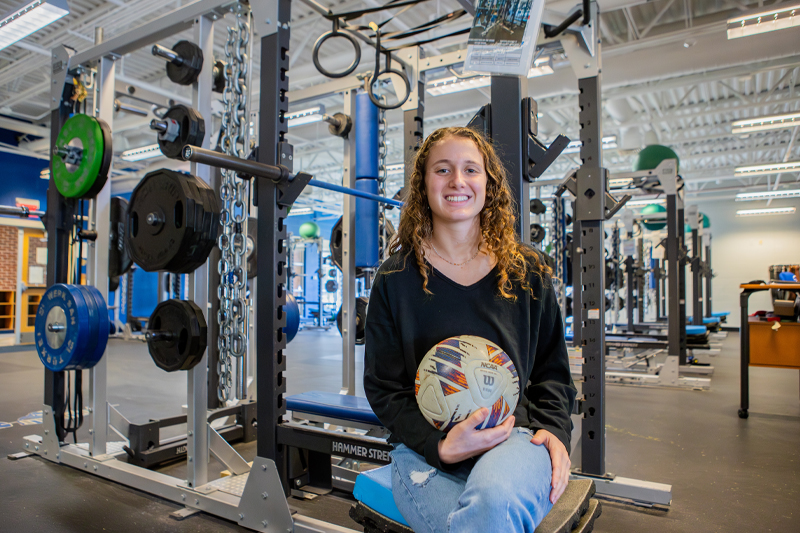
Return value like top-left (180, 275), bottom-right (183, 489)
top-left (390, 428), bottom-right (553, 533)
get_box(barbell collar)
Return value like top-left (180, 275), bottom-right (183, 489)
top-left (152, 44), bottom-right (184, 66)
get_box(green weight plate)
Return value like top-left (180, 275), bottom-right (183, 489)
top-left (82, 117), bottom-right (113, 199)
top-left (52, 115), bottom-right (108, 199)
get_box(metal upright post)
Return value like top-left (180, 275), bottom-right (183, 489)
top-left (341, 89), bottom-right (357, 395)
top-left (490, 75), bottom-right (530, 241)
top-left (574, 73), bottom-right (607, 476)
top-left (704, 239), bottom-right (712, 316)
top-left (401, 47), bottom-right (424, 191)
top-left (88, 34), bottom-right (115, 456)
top-left (256, 0), bottom-right (291, 493)
top-left (185, 13), bottom-right (214, 489)
top-left (636, 238), bottom-right (644, 324)
top-left (691, 227), bottom-right (702, 326)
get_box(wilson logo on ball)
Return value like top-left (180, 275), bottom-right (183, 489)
top-left (415, 335), bottom-right (520, 431)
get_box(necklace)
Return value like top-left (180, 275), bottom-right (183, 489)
top-left (429, 241), bottom-right (480, 267)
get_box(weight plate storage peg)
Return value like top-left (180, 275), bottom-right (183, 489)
top-left (35, 284), bottom-right (108, 372)
top-left (109, 196), bottom-right (133, 278)
top-left (126, 168), bottom-right (219, 273)
top-left (146, 299), bottom-right (207, 372)
top-left (51, 114), bottom-right (112, 198)
top-left (151, 105), bottom-right (205, 160)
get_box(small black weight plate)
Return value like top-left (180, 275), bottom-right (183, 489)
top-left (336, 296), bottom-right (368, 345)
top-left (530, 198), bottom-right (547, 215)
top-left (127, 169), bottom-right (218, 273)
top-left (330, 216), bottom-right (343, 271)
top-left (146, 299), bottom-right (207, 372)
top-left (246, 216), bottom-right (257, 278)
top-left (212, 60), bottom-right (226, 93)
top-left (166, 40), bottom-right (203, 86)
top-left (530, 223), bottom-right (545, 244)
top-left (109, 196), bottom-right (132, 278)
top-left (328, 269), bottom-right (337, 278)
top-left (325, 279), bottom-right (337, 293)
top-left (157, 105), bottom-right (206, 160)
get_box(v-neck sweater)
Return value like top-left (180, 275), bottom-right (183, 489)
top-left (363, 250), bottom-right (577, 471)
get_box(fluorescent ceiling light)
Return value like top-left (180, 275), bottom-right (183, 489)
top-left (427, 57), bottom-right (554, 97)
top-left (736, 207), bottom-right (796, 217)
top-left (735, 189), bottom-right (800, 201)
top-left (734, 161), bottom-right (800, 177)
top-left (562, 135), bottom-right (617, 155)
top-left (625, 198), bottom-right (666, 207)
top-left (732, 112), bottom-right (800, 134)
top-left (287, 106), bottom-right (324, 128)
top-left (288, 207), bottom-right (313, 216)
top-left (0, 0), bottom-right (69, 51)
top-left (120, 144), bottom-right (163, 162)
top-left (727, 4), bottom-right (800, 39)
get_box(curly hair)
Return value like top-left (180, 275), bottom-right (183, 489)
top-left (388, 126), bottom-right (551, 300)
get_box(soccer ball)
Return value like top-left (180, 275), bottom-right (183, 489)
top-left (415, 335), bottom-right (519, 431)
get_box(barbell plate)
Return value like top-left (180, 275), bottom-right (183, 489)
top-left (109, 197), bottom-right (133, 278)
top-left (157, 105), bottom-right (206, 160)
top-left (35, 284), bottom-right (91, 372)
top-left (336, 296), bottom-right (368, 345)
top-left (127, 169), bottom-right (218, 273)
top-left (52, 115), bottom-right (108, 199)
top-left (78, 285), bottom-right (109, 370)
top-left (325, 279), bottom-right (338, 293)
top-left (74, 285), bottom-right (99, 370)
top-left (83, 117), bottom-right (113, 199)
top-left (166, 40), bottom-right (204, 86)
top-left (147, 299), bottom-right (207, 372)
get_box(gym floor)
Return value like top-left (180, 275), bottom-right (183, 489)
top-left (1, 330), bottom-right (798, 532)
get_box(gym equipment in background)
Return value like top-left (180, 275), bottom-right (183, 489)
top-left (126, 168), bottom-right (220, 273)
top-left (51, 114), bottom-right (112, 199)
top-left (35, 284), bottom-right (109, 372)
top-left (145, 299), bottom-right (208, 372)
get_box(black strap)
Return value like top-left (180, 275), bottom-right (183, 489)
top-left (323, 0), bottom-right (430, 22)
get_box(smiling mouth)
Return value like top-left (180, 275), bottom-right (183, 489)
top-left (445, 195), bottom-right (470, 202)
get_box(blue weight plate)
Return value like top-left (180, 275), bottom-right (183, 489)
top-left (75, 286), bottom-right (99, 369)
top-left (80, 285), bottom-right (109, 369)
top-left (35, 284), bottom-right (91, 372)
top-left (65, 285), bottom-right (94, 370)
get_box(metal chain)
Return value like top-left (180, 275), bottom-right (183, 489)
top-left (217, 10), bottom-right (250, 403)
top-left (378, 100), bottom-right (388, 261)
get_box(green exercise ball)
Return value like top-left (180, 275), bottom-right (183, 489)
top-left (685, 213), bottom-right (711, 233)
top-left (299, 221), bottom-right (320, 239)
top-left (634, 145), bottom-right (680, 174)
top-left (640, 203), bottom-right (667, 231)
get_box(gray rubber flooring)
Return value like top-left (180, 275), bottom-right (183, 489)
top-left (1, 329), bottom-right (798, 532)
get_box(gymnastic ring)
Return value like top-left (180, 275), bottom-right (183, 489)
top-left (312, 26), bottom-right (361, 79)
top-left (367, 67), bottom-right (411, 110)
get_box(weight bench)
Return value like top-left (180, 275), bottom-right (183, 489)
top-left (710, 311), bottom-right (729, 324)
top-left (687, 316), bottom-right (721, 332)
top-left (286, 392), bottom-right (601, 533)
top-left (350, 464), bottom-right (601, 533)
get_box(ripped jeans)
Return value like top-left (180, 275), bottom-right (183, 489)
top-left (390, 428), bottom-right (553, 533)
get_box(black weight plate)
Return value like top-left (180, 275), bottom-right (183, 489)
top-left (336, 296), bottom-right (368, 345)
top-left (325, 279), bottom-right (337, 293)
top-left (146, 299), bottom-right (207, 372)
top-left (246, 216), bottom-right (257, 278)
top-left (328, 269), bottom-right (337, 278)
top-left (166, 40), bottom-right (203, 86)
top-left (127, 169), bottom-right (217, 273)
top-left (330, 216), bottom-right (343, 271)
top-left (530, 223), bottom-right (545, 244)
top-left (109, 196), bottom-right (133, 278)
top-left (83, 117), bottom-right (113, 199)
top-left (530, 198), bottom-right (547, 215)
top-left (165, 174), bottom-right (218, 273)
top-left (157, 105), bottom-right (206, 160)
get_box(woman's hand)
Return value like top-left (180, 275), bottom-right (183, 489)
top-left (530, 429), bottom-right (570, 503)
top-left (437, 409), bottom-right (515, 464)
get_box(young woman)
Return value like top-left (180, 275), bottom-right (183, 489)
top-left (364, 126), bottom-right (577, 533)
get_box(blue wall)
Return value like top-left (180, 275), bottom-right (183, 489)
top-left (0, 152), bottom-right (49, 218)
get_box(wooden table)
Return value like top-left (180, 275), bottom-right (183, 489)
top-left (738, 283), bottom-right (800, 418)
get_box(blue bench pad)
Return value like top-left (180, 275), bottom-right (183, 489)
top-left (685, 325), bottom-right (707, 335)
top-left (711, 311), bottom-right (730, 317)
top-left (353, 465), bottom-right (410, 527)
top-left (286, 391), bottom-right (382, 426)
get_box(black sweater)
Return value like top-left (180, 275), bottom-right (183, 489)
top-left (364, 251), bottom-right (577, 471)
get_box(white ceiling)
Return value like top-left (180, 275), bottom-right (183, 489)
top-left (0, 0), bottom-right (798, 212)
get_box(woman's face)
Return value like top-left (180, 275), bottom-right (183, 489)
top-left (424, 136), bottom-right (487, 228)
